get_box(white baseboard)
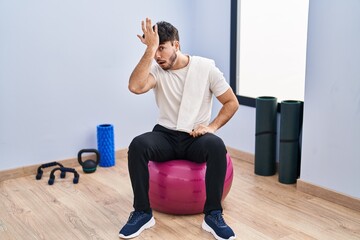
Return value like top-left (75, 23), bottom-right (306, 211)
top-left (297, 179), bottom-right (360, 212)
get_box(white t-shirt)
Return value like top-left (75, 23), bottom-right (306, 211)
top-left (150, 56), bottom-right (230, 132)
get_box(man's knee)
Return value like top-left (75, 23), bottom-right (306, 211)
top-left (129, 135), bottom-right (145, 152)
top-left (128, 133), bottom-right (154, 159)
top-left (202, 134), bottom-right (226, 153)
top-left (189, 134), bottom-right (227, 160)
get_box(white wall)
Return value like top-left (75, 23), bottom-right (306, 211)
top-left (300, 0), bottom-right (360, 198)
top-left (0, 0), bottom-right (193, 170)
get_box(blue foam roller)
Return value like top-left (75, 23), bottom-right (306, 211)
top-left (97, 124), bottom-right (115, 167)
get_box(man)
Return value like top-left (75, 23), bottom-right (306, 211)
top-left (119, 18), bottom-right (239, 240)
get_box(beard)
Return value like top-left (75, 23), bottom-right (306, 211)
top-left (158, 50), bottom-right (177, 70)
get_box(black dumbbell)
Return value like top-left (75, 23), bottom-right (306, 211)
top-left (36, 162), bottom-right (66, 180)
top-left (48, 167), bottom-right (80, 185)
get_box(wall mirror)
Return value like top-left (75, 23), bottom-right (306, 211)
top-left (230, 0), bottom-right (309, 107)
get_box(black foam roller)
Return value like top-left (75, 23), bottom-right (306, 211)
top-left (278, 100), bottom-right (303, 184)
top-left (255, 96), bottom-right (278, 176)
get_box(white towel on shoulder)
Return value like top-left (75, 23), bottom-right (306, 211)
top-left (176, 56), bottom-right (214, 132)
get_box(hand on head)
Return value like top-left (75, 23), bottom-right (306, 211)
top-left (137, 18), bottom-right (159, 50)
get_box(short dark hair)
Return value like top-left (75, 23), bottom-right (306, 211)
top-left (156, 21), bottom-right (179, 44)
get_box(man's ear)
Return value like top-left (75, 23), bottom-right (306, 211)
top-left (174, 41), bottom-right (180, 51)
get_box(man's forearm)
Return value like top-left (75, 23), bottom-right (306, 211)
top-left (128, 47), bottom-right (156, 93)
top-left (209, 100), bottom-right (239, 132)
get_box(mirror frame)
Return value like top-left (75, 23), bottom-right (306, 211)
top-left (230, 0), bottom-right (256, 108)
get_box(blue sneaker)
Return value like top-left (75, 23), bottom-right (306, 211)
top-left (119, 210), bottom-right (155, 239)
top-left (202, 210), bottom-right (236, 240)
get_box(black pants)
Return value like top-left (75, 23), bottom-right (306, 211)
top-left (127, 124), bottom-right (227, 214)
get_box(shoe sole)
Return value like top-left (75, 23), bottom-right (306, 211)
top-left (119, 217), bottom-right (156, 239)
top-left (202, 220), bottom-right (236, 240)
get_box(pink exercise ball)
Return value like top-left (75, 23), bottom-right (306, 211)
top-left (148, 153), bottom-right (234, 215)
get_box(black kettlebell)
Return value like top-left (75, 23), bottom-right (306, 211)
top-left (78, 149), bottom-right (100, 173)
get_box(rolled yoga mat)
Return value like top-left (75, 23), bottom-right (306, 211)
top-left (255, 96), bottom-right (278, 176)
top-left (97, 124), bottom-right (115, 167)
top-left (278, 100), bottom-right (303, 184)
